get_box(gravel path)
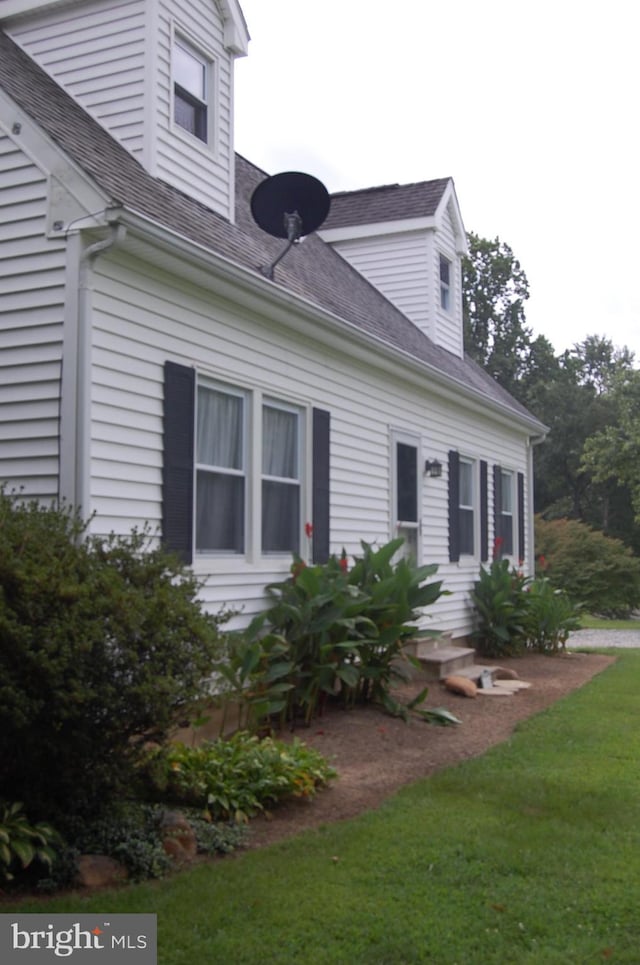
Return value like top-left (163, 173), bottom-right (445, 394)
top-left (568, 629), bottom-right (640, 648)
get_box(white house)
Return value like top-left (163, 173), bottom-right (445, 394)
top-left (0, 0), bottom-right (546, 638)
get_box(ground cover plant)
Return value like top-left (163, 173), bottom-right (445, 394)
top-left (8, 652), bottom-right (639, 963)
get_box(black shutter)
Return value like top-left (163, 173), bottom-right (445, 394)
top-left (480, 460), bottom-right (489, 562)
top-left (517, 471), bottom-right (525, 564)
top-left (493, 463), bottom-right (502, 556)
top-left (162, 361), bottom-right (195, 564)
top-left (312, 408), bottom-right (330, 564)
top-left (448, 449), bottom-right (460, 563)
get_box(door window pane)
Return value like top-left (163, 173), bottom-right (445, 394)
top-left (397, 442), bottom-right (418, 522)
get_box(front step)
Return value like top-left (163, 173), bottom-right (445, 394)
top-left (417, 645), bottom-right (476, 680)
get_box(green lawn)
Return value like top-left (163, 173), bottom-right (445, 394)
top-left (579, 614), bottom-right (640, 630)
top-left (6, 652), bottom-right (640, 964)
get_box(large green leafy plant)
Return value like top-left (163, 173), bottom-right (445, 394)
top-left (246, 538), bottom-right (447, 723)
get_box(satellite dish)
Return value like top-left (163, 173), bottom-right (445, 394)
top-left (250, 171), bottom-right (331, 279)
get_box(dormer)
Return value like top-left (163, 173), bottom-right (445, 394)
top-left (319, 178), bottom-right (468, 357)
top-left (0, 0), bottom-right (249, 222)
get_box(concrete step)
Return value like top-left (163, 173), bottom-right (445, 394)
top-left (417, 645), bottom-right (476, 680)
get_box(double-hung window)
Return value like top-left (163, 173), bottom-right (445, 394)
top-left (194, 380), bottom-right (303, 557)
top-left (262, 401), bottom-right (301, 554)
top-left (496, 468), bottom-right (514, 556)
top-left (196, 382), bottom-right (246, 553)
top-left (439, 254), bottom-right (451, 312)
top-left (458, 457), bottom-right (475, 556)
top-left (173, 37), bottom-right (209, 142)
top-left (163, 362), bottom-right (329, 567)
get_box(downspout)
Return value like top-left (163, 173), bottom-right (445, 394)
top-left (73, 224), bottom-right (127, 516)
top-left (527, 432), bottom-right (547, 575)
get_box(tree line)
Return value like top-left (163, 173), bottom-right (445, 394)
top-left (462, 232), bottom-right (640, 555)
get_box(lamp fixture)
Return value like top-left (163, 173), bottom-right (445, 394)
top-left (424, 459), bottom-right (443, 478)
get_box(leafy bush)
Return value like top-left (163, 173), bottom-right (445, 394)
top-left (520, 578), bottom-right (582, 654)
top-left (0, 490), bottom-right (232, 823)
top-left (470, 558), bottom-right (529, 657)
top-left (247, 538), bottom-right (446, 723)
top-left (535, 515), bottom-right (640, 617)
top-left (471, 558), bottom-right (581, 657)
top-left (143, 732), bottom-right (337, 823)
top-left (0, 801), bottom-right (60, 882)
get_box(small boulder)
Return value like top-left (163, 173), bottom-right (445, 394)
top-left (160, 810), bottom-right (198, 863)
top-left (494, 667), bottom-right (520, 680)
top-left (76, 854), bottom-right (128, 889)
top-left (443, 675), bottom-right (477, 698)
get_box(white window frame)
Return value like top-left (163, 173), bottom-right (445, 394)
top-left (498, 468), bottom-right (515, 557)
top-left (439, 254), bottom-right (451, 313)
top-left (194, 377), bottom-right (307, 562)
top-left (171, 27), bottom-right (215, 146)
top-left (458, 456), bottom-right (476, 557)
top-left (261, 397), bottom-right (304, 557)
top-left (391, 430), bottom-right (421, 563)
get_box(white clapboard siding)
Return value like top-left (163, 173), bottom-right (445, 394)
top-left (87, 252), bottom-right (532, 636)
top-left (330, 232), bottom-right (432, 338)
top-left (434, 200), bottom-right (464, 357)
top-left (7, 0), bottom-right (147, 158)
top-left (0, 136), bottom-right (66, 499)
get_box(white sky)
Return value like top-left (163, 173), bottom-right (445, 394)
top-left (234, 0), bottom-right (639, 361)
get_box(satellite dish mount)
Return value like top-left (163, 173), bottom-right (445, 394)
top-left (250, 172), bottom-right (331, 280)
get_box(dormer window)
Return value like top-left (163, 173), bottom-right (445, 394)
top-left (439, 255), bottom-right (451, 312)
top-left (173, 38), bottom-right (208, 142)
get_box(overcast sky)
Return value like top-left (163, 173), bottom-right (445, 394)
top-left (234, 0), bottom-right (639, 362)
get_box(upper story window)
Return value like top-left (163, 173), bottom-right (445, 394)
top-left (173, 38), bottom-right (209, 142)
top-left (439, 254), bottom-right (452, 312)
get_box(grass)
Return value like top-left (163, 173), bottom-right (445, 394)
top-left (5, 651), bottom-right (640, 964)
top-left (579, 614), bottom-right (640, 630)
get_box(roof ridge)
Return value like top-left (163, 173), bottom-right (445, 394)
top-left (331, 176), bottom-right (450, 199)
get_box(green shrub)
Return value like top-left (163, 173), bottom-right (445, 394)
top-left (247, 538), bottom-right (446, 723)
top-left (0, 490), bottom-right (231, 824)
top-left (0, 801), bottom-right (60, 882)
top-left (470, 558), bottom-right (529, 657)
top-left (521, 578), bottom-right (582, 654)
top-left (143, 732), bottom-right (337, 823)
top-left (535, 515), bottom-right (640, 617)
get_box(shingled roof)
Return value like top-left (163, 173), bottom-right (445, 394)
top-left (0, 29), bottom-right (543, 431)
top-left (324, 178), bottom-right (451, 230)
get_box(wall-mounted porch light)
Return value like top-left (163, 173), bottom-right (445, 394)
top-left (424, 459), bottom-right (443, 478)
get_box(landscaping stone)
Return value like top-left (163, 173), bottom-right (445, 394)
top-left (160, 810), bottom-right (198, 863)
top-left (443, 675), bottom-right (478, 698)
top-left (494, 667), bottom-right (520, 680)
top-left (76, 854), bottom-right (128, 889)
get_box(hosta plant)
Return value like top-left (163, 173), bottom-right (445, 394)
top-left (143, 731), bottom-right (336, 823)
top-left (0, 801), bottom-right (60, 881)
